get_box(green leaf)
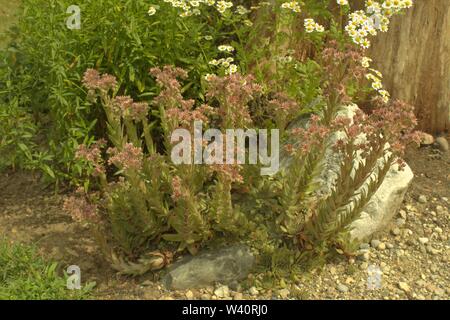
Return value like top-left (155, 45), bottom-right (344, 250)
top-left (161, 234), bottom-right (182, 242)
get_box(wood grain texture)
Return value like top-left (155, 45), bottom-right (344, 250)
top-left (369, 0), bottom-right (450, 133)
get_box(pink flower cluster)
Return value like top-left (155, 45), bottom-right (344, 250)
top-left (150, 66), bottom-right (188, 108)
top-left (150, 66), bottom-right (214, 128)
top-left (107, 143), bottom-right (143, 171)
top-left (63, 191), bottom-right (99, 223)
top-left (75, 139), bottom-right (107, 177)
top-left (210, 164), bottom-right (244, 184)
top-left (268, 92), bottom-right (299, 116)
top-left (332, 99), bottom-right (420, 169)
top-left (150, 66), bottom-right (188, 90)
top-left (113, 96), bottom-right (149, 120)
top-left (285, 97), bottom-right (420, 164)
top-left (82, 69), bottom-right (117, 92)
top-left (350, 101), bottom-right (419, 158)
top-left (166, 102), bottom-right (215, 128)
top-left (321, 41), bottom-right (365, 80)
top-left (370, 99), bottom-right (421, 156)
top-left (321, 41), bottom-right (365, 104)
top-left (206, 73), bottom-right (262, 127)
top-left (171, 176), bottom-right (186, 202)
top-left (287, 115), bottom-right (331, 155)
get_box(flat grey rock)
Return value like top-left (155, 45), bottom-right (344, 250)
top-left (162, 245), bottom-right (254, 290)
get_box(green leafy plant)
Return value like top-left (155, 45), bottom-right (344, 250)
top-left (1, 0), bottom-right (248, 183)
top-left (0, 239), bottom-right (94, 300)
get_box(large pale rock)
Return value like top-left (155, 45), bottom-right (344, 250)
top-left (283, 104), bottom-right (414, 241)
top-left (349, 163), bottom-right (413, 240)
top-left (162, 245), bottom-right (254, 290)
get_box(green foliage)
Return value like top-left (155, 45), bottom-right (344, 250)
top-left (0, 239), bottom-right (93, 300)
top-left (0, 100), bottom-right (55, 177)
top-left (0, 0), bottom-right (233, 182)
top-left (0, 98), bottom-right (37, 170)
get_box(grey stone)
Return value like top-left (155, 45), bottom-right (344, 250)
top-left (162, 245), bottom-right (254, 290)
top-left (281, 104), bottom-right (414, 241)
top-left (228, 280), bottom-right (241, 292)
top-left (420, 133), bottom-right (434, 145)
top-left (371, 239), bottom-right (381, 248)
top-left (337, 284), bottom-right (349, 293)
top-left (359, 243), bottom-right (370, 250)
top-left (435, 137), bottom-right (449, 152)
top-left (361, 252), bottom-right (370, 261)
top-left (418, 195), bottom-right (428, 204)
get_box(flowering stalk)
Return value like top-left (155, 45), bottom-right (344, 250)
top-left (295, 99), bottom-right (420, 259)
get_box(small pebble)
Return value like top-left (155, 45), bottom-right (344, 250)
top-left (360, 243), bottom-right (370, 250)
top-left (228, 280), bottom-right (240, 292)
top-left (185, 290), bottom-right (194, 299)
top-left (337, 284), bottom-right (349, 293)
top-left (371, 239), bottom-right (381, 248)
top-left (233, 292), bottom-right (243, 300)
top-left (436, 206), bottom-right (447, 214)
top-left (420, 133), bottom-right (434, 145)
top-left (418, 195), bottom-right (427, 204)
top-left (214, 286), bottom-right (230, 298)
top-left (278, 288), bottom-right (290, 299)
top-left (434, 288), bottom-right (445, 296)
top-left (360, 262), bottom-right (369, 270)
top-left (398, 282), bottom-right (410, 293)
top-left (427, 246), bottom-right (439, 255)
top-left (249, 287), bottom-right (259, 296)
top-left (399, 209), bottom-right (407, 219)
